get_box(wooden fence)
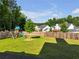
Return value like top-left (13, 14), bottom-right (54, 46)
top-left (0, 31), bottom-right (15, 39)
top-left (0, 31), bottom-right (79, 40)
top-left (27, 32), bottom-right (79, 40)
top-left (44, 32), bottom-right (79, 40)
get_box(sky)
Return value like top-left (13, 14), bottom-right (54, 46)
top-left (17, 0), bottom-right (79, 23)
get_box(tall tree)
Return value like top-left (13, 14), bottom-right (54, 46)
top-left (17, 13), bottom-right (26, 30)
top-left (0, 0), bottom-right (25, 30)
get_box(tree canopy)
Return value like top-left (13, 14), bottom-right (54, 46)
top-left (0, 0), bottom-right (26, 31)
top-left (24, 19), bottom-right (35, 33)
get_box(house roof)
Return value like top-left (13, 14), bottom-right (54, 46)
top-left (67, 23), bottom-right (79, 32)
top-left (38, 25), bottom-right (47, 29)
top-left (67, 23), bottom-right (74, 27)
top-left (68, 23), bottom-right (75, 30)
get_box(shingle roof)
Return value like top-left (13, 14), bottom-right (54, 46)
top-left (38, 25), bottom-right (47, 29)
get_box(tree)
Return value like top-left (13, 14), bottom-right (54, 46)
top-left (24, 19), bottom-right (35, 33)
top-left (0, 0), bottom-right (25, 31)
top-left (73, 17), bottom-right (79, 27)
top-left (0, 0), bottom-right (10, 30)
top-left (61, 22), bottom-right (68, 32)
top-left (46, 18), bottom-right (57, 27)
top-left (66, 15), bottom-right (73, 23)
top-left (46, 19), bottom-right (53, 27)
top-left (24, 19), bottom-right (35, 40)
top-left (17, 13), bottom-right (26, 30)
top-left (57, 18), bottom-right (66, 24)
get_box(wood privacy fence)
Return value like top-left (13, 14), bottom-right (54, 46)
top-left (0, 31), bottom-right (45, 39)
top-left (30, 32), bottom-right (44, 36)
top-left (27, 32), bottom-right (79, 40)
top-left (0, 31), bottom-right (79, 40)
top-left (26, 32), bottom-right (45, 38)
top-left (44, 32), bottom-right (79, 40)
top-left (0, 31), bottom-right (15, 39)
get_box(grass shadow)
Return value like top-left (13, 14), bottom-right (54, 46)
top-left (31, 36), bottom-right (41, 38)
top-left (0, 51), bottom-right (41, 59)
top-left (56, 38), bottom-right (68, 45)
top-left (38, 38), bottom-right (79, 59)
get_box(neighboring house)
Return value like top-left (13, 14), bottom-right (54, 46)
top-left (35, 26), bottom-right (40, 32)
top-left (54, 24), bottom-right (61, 30)
top-left (72, 27), bottom-right (79, 32)
top-left (35, 25), bottom-right (50, 32)
top-left (67, 23), bottom-right (79, 32)
top-left (35, 23), bottom-right (79, 32)
top-left (68, 24), bottom-right (75, 30)
top-left (51, 24), bottom-right (61, 32)
top-left (42, 25), bottom-right (50, 32)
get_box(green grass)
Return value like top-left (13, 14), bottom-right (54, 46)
top-left (0, 37), bottom-right (45, 55)
top-left (0, 37), bottom-right (79, 59)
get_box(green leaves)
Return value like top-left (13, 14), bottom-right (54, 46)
top-left (46, 18), bottom-right (57, 27)
top-left (24, 19), bottom-right (35, 33)
top-left (0, 0), bottom-right (26, 30)
top-left (60, 22), bottom-right (68, 32)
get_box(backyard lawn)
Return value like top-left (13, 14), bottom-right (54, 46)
top-left (0, 37), bottom-right (79, 59)
top-left (0, 37), bottom-right (45, 55)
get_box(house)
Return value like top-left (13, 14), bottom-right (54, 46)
top-left (67, 23), bottom-right (79, 32)
top-left (68, 24), bottom-right (75, 30)
top-left (73, 27), bottom-right (79, 32)
top-left (51, 24), bottom-right (61, 32)
top-left (35, 26), bottom-right (40, 32)
top-left (42, 25), bottom-right (50, 32)
top-left (54, 24), bottom-right (61, 30)
top-left (35, 25), bottom-right (50, 32)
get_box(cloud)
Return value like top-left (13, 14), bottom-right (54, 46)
top-left (72, 8), bottom-right (79, 14)
top-left (20, 3), bottom-right (64, 23)
top-left (21, 10), bottom-right (56, 19)
top-left (21, 10), bottom-right (60, 23)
